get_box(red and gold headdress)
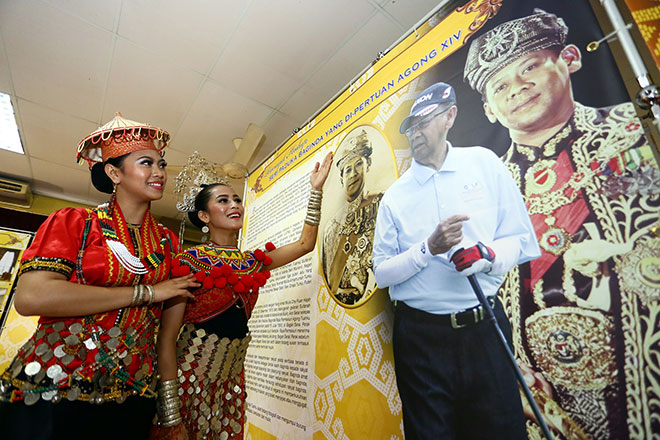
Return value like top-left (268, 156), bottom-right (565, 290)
top-left (77, 112), bottom-right (170, 167)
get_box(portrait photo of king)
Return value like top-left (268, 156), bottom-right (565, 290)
top-left (462, 7), bottom-right (660, 440)
top-left (321, 127), bottom-right (389, 307)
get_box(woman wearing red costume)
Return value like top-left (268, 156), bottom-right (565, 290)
top-left (153, 152), bottom-right (332, 439)
top-left (0, 114), bottom-right (198, 440)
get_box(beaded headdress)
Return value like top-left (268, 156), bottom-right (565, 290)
top-left (77, 112), bottom-right (170, 168)
top-left (174, 151), bottom-right (230, 213)
top-left (464, 9), bottom-right (568, 95)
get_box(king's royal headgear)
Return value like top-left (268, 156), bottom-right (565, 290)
top-left (399, 82), bottom-right (456, 134)
top-left (77, 112), bottom-right (170, 168)
top-left (336, 129), bottom-right (373, 171)
top-left (463, 9), bottom-right (568, 95)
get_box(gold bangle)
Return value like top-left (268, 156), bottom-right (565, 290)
top-left (159, 415), bottom-right (183, 427)
top-left (158, 405), bottom-right (181, 416)
top-left (158, 392), bottom-right (178, 399)
top-left (158, 389), bottom-right (179, 397)
top-left (158, 407), bottom-right (181, 415)
top-left (158, 379), bottom-right (179, 389)
top-left (157, 380), bottom-right (180, 398)
top-left (142, 285), bottom-right (150, 305)
top-left (157, 394), bottom-right (180, 404)
top-left (130, 285), bottom-right (139, 307)
top-left (146, 285), bottom-right (155, 305)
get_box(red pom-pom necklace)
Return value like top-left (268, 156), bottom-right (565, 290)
top-left (171, 242), bottom-right (276, 295)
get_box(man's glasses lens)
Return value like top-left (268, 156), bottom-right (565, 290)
top-left (405, 107), bottom-right (450, 136)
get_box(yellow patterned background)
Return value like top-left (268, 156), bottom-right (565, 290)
top-left (626, 0), bottom-right (660, 69)
top-left (0, 229), bottom-right (37, 372)
top-left (243, 4), bottom-right (493, 438)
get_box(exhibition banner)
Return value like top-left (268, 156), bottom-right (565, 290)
top-left (243, 1), bottom-right (660, 439)
top-left (0, 228), bottom-right (36, 373)
top-left (625, 0), bottom-right (660, 70)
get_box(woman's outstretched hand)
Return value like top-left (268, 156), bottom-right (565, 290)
top-left (310, 152), bottom-right (333, 190)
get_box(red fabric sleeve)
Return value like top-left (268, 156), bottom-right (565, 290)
top-left (19, 207), bottom-right (89, 279)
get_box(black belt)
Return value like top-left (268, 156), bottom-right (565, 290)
top-left (396, 296), bottom-right (497, 329)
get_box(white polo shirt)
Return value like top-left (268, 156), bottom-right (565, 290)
top-left (372, 142), bottom-right (540, 314)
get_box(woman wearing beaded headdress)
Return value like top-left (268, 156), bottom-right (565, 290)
top-left (0, 113), bottom-right (199, 439)
top-left (151, 151), bottom-right (332, 439)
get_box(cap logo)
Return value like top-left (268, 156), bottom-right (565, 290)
top-left (416, 104), bottom-right (438, 117)
top-left (414, 93), bottom-right (433, 107)
top-left (442, 87), bottom-right (451, 99)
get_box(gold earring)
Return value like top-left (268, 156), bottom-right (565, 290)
top-left (109, 182), bottom-right (118, 210)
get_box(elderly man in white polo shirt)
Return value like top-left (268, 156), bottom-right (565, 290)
top-left (373, 82), bottom-right (540, 439)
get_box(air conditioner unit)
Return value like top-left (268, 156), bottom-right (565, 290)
top-left (0, 177), bottom-right (32, 208)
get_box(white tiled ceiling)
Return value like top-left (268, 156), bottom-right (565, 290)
top-left (0, 33), bottom-right (12, 94)
top-left (30, 157), bottom-right (91, 201)
top-left (103, 37), bottom-right (206, 130)
top-left (1, 0), bottom-right (113, 120)
top-left (0, 149), bottom-right (31, 181)
top-left (17, 99), bottom-right (98, 168)
top-left (0, 0), bottom-right (447, 220)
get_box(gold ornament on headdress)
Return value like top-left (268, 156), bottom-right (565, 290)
top-left (336, 129), bottom-right (372, 170)
top-left (77, 112), bottom-right (169, 168)
top-left (174, 151), bottom-right (230, 213)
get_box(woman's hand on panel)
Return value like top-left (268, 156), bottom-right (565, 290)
top-left (310, 152), bottom-right (333, 190)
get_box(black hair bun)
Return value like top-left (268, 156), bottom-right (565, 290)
top-left (188, 210), bottom-right (206, 229)
top-left (90, 162), bottom-right (114, 194)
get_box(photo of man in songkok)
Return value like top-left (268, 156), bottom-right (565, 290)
top-left (321, 128), bottom-right (384, 306)
top-left (462, 7), bottom-right (660, 440)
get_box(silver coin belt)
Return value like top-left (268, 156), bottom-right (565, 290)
top-left (176, 325), bottom-right (251, 439)
top-left (0, 311), bottom-right (159, 405)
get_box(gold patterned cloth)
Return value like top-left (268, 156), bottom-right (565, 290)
top-left (175, 324), bottom-right (251, 440)
top-left (500, 103), bottom-right (660, 439)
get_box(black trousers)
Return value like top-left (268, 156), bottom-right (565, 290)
top-left (393, 298), bottom-right (528, 440)
top-left (0, 395), bottom-right (155, 440)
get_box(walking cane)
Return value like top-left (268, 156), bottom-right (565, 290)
top-left (466, 274), bottom-right (555, 440)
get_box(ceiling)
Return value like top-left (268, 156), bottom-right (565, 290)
top-left (0, 0), bottom-right (446, 221)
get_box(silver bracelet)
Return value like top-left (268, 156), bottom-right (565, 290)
top-left (305, 189), bottom-right (322, 226)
